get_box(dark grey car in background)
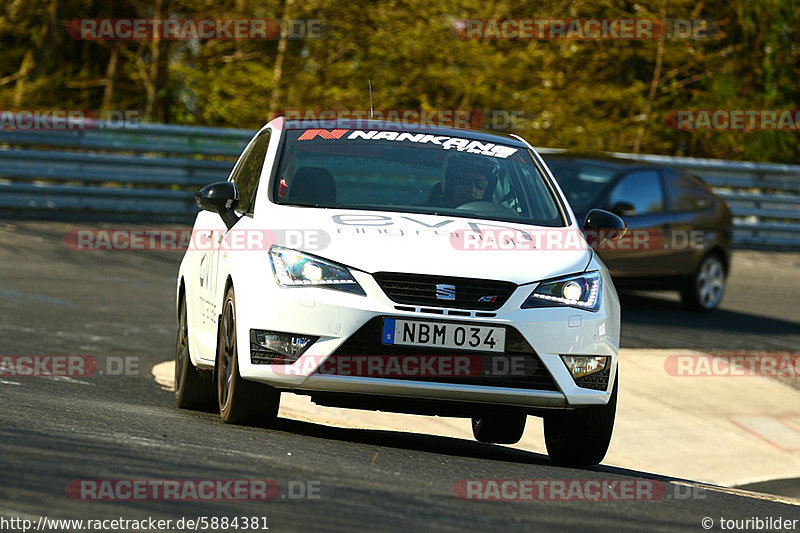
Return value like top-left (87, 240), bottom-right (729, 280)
top-left (543, 153), bottom-right (733, 312)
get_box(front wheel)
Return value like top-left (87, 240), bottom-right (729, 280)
top-left (216, 285), bottom-right (281, 426)
top-left (544, 375), bottom-right (617, 467)
top-left (681, 253), bottom-right (726, 312)
top-left (472, 409), bottom-right (527, 444)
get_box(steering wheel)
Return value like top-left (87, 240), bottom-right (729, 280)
top-left (455, 201), bottom-right (520, 217)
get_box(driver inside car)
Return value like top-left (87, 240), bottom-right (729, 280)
top-left (427, 152), bottom-right (499, 207)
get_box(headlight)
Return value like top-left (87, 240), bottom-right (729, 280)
top-left (522, 271), bottom-right (601, 311)
top-left (269, 246), bottom-right (365, 295)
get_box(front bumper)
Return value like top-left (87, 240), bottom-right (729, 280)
top-left (234, 268), bottom-right (619, 409)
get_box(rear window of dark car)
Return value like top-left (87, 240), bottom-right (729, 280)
top-left (662, 170), bottom-right (713, 212)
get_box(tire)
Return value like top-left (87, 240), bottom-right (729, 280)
top-left (472, 409), bottom-right (527, 444)
top-left (544, 374), bottom-right (618, 467)
top-left (216, 285), bottom-right (281, 426)
top-left (680, 253), bottom-right (726, 312)
top-left (175, 293), bottom-right (216, 410)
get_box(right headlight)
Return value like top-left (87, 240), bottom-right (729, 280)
top-left (269, 246), bottom-right (365, 295)
top-left (521, 271), bottom-right (601, 311)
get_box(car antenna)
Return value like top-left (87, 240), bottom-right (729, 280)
top-left (369, 79), bottom-right (374, 119)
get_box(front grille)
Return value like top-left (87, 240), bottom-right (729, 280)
top-left (321, 317), bottom-right (559, 391)
top-left (373, 272), bottom-right (516, 311)
top-left (574, 364), bottom-right (610, 391)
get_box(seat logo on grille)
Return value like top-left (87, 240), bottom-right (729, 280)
top-left (435, 283), bottom-right (456, 300)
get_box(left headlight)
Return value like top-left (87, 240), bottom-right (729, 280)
top-left (522, 271), bottom-right (601, 311)
top-left (269, 246), bottom-right (365, 295)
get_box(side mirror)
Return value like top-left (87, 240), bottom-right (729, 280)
top-left (583, 208), bottom-right (627, 247)
top-left (195, 182), bottom-right (240, 230)
top-left (609, 201), bottom-right (636, 217)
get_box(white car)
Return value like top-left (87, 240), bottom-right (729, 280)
top-left (175, 117), bottom-right (627, 466)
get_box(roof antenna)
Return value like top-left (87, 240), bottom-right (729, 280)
top-left (368, 79), bottom-right (374, 119)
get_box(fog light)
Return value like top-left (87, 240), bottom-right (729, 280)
top-left (561, 355), bottom-right (608, 379)
top-left (251, 330), bottom-right (317, 364)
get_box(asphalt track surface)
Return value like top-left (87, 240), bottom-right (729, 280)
top-left (1, 221), bottom-right (798, 532)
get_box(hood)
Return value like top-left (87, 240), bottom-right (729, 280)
top-left (264, 206), bottom-right (592, 285)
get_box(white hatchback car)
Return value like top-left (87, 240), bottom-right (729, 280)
top-left (175, 117), bottom-right (626, 466)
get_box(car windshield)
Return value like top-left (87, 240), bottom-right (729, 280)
top-left (544, 159), bottom-right (619, 212)
top-left (274, 128), bottom-right (565, 227)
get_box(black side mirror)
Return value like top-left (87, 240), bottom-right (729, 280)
top-left (195, 182), bottom-right (240, 230)
top-left (583, 208), bottom-right (627, 247)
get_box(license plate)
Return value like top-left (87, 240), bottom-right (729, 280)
top-left (381, 319), bottom-right (506, 353)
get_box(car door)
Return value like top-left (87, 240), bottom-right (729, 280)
top-left (209, 125), bottom-right (273, 294)
top-left (191, 128), bottom-right (272, 363)
top-left (188, 206), bottom-right (226, 364)
top-left (661, 169), bottom-right (716, 275)
top-left (597, 169), bottom-right (672, 278)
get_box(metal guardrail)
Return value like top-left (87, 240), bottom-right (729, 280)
top-left (0, 123), bottom-right (251, 220)
top-left (0, 123), bottom-right (798, 248)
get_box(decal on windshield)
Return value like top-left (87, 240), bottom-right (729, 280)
top-left (296, 128), bottom-right (518, 159)
top-left (297, 128), bottom-right (349, 140)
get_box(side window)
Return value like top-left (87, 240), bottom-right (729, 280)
top-left (607, 170), bottom-right (664, 215)
top-left (662, 170), bottom-right (712, 212)
top-left (229, 129), bottom-right (271, 215)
